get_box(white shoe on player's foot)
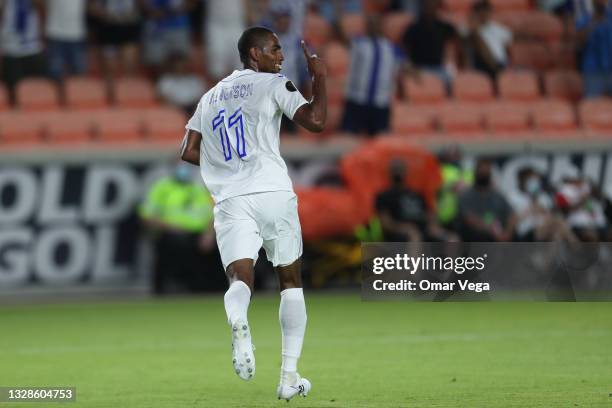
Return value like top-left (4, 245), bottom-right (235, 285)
top-left (277, 373), bottom-right (311, 401)
top-left (231, 319), bottom-right (255, 381)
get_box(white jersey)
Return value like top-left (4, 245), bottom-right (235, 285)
top-left (186, 69), bottom-right (308, 203)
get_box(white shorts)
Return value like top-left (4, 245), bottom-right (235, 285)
top-left (214, 191), bottom-right (303, 270)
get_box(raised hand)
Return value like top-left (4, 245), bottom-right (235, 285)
top-left (301, 40), bottom-right (327, 78)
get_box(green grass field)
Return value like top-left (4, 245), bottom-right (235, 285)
top-left (1, 294), bottom-right (611, 407)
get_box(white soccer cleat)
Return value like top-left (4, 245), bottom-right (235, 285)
top-left (230, 319), bottom-right (255, 381)
top-left (277, 374), bottom-right (311, 401)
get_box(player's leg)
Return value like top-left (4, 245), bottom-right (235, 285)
top-left (257, 191), bottom-right (311, 399)
top-left (275, 259), bottom-right (311, 400)
top-left (223, 259), bottom-right (257, 381)
top-left (214, 196), bottom-right (263, 381)
top-left (223, 258), bottom-right (255, 329)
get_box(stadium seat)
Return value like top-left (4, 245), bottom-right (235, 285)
top-left (382, 12), bottom-right (413, 44)
top-left (323, 42), bottom-right (350, 78)
top-left (552, 42), bottom-right (577, 69)
top-left (443, 0), bottom-right (473, 14)
top-left (490, 0), bottom-right (530, 12)
top-left (441, 12), bottom-right (467, 31)
top-left (0, 84), bottom-right (8, 111)
top-left (484, 101), bottom-right (532, 136)
top-left (439, 103), bottom-right (485, 138)
top-left (391, 104), bottom-right (437, 136)
top-left (144, 107), bottom-right (187, 142)
top-left (403, 73), bottom-right (446, 105)
top-left (579, 98), bottom-right (612, 136)
top-left (340, 13), bottom-right (366, 38)
top-left (303, 12), bottom-right (331, 48)
top-left (66, 77), bottom-right (108, 110)
top-left (510, 42), bottom-right (554, 72)
top-left (519, 12), bottom-right (563, 43)
top-left (452, 71), bottom-right (494, 102)
top-left (16, 78), bottom-right (60, 111)
top-left (115, 78), bottom-right (157, 108)
top-left (544, 71), bottom-right (583, 102)
top-left (498, 70), bottom-right (541, 102)
top-left (493, 11), bottom-right (528, 34)
top-left (0, 111), bottom-right (44, 144)
top-left (93, 110), bottom-right (144, 142)
top-left (531, 99), bottom-right (577, 136)
top-left (45, 111), bottom-right (94, 143)
top-left (363, 0), bottom-right (393, 13)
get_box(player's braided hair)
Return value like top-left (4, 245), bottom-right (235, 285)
top-left (237, 26), bottom-right (274, 65)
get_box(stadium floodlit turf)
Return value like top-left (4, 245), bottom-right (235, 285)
top-left (1, 295), bottom-right (611, 407)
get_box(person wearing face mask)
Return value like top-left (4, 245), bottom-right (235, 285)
top-left (457, 158), bottom-right (516, 242)
top-left (376, 159), bottom-right (455, 242)
top-left (509, 167), bottom-right (578, 242)
top-left (139, 162), bottom-right (221, 294)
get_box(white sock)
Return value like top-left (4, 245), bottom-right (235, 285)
top-left (279, 287), bottom-right (307, 381)
top-left (224, 280), bottom-right (251, 326)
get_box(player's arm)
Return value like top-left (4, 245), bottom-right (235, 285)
top-left (180, 129), bottom-right (202, 166)
top-left (292, 41), bottom-right (327, 133)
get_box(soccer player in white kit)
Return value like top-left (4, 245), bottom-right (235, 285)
top-left (180, 27), bottom-right (327, 401)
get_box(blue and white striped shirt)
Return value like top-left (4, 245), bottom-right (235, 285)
top-left (345, 36), bottom-right (402, 108)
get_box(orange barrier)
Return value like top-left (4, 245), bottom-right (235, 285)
top-left (341, 140), bottom-right (442, 217)
top-left (296, 188), bottom-right (365, 240)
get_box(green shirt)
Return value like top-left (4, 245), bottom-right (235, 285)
top-left (139, 177), bottom-right (214, 233)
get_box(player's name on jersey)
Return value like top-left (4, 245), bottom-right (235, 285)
top-left (208, 83), bottom-right (254, 105)
top-left (372, 279), bottom-right (491, 293)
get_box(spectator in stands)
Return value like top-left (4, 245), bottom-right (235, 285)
top-left (266, 1), bottom-right (309, 133)
top-left (376, 160), bottom-right (455, 242)
top-left (205, 0), bottom-right (246, 80)
top-left (44, 0), bottom-right (87, 81)
top-left (540, 0), bottom-right (594, 23)
top-left (139, 162), bottom-right (223, 294)
top-left (401, 0), bottom-right (459, 88)
top-left (508, 167), bottom-right (578, 242)
top-left (437, 146), bottom-right (473, 230)
top-left (457, 158), bottom-right (516, 242)
top-left (268, 1), bottom-right (308, 87)
top-left (576, 0), bottom-right (612, 97)
top-left (88, 0), bottom-right (142, 100)
top-left (157, 52), bottom-right (206, 114)
top-left (0, 0), bottom-right (47, 105)
top-left (141, 0), bottom-right (197, 76)
top-left (555, 171), bottom-right (607, 241)
top-left (465, 0), bottom-right (513, 80)
top-left (315, 0), bottom-right (362, 25)
top-left (341, 15), bottom-right (403, 136)
top-left (396, 0), bottom-right (421, 14)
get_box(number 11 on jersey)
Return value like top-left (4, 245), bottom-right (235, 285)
top-left (212, 108), bottom-right (246, 162)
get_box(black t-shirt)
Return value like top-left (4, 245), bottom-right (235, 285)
top-left (401, 18), bottom-right (457, 67)
top-left (376, 187), bottom-right (428, 228)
